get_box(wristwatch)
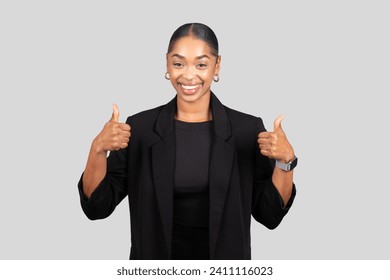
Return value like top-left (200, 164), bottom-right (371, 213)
top-left (276, 156), bottom-right (298, 172)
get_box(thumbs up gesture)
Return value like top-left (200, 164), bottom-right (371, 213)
top-left (257, 115), bottom-right (295, 163)
top-left (93, 104), bottom-right (131, 154)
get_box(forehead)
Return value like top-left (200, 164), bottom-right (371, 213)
top-left (169, 36), bottom-right (213, 58)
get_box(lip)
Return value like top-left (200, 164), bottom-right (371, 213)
top-left (179, 83), bottom-right (201, 95)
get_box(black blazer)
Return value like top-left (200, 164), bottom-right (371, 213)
top-left (78, 92), bottom-right (296, 259)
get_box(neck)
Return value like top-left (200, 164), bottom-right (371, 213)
top-left (175, 93), bottom-right (212, 122)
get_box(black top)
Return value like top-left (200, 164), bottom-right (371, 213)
top-left (172, 119), bottom-right (213, 259)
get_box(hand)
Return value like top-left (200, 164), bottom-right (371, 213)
top-left (93, 104), bottom-right (131, 154)
top-left (257, 115), bottom-right (295, 163)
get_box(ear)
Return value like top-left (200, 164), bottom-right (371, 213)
top-left (166, 53), bottom-right (169, 72)
top-left (215, 55), bottom-right (221, 73)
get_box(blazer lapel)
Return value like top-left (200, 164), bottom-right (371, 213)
top-left (208, 93), bottom-right (234, 259)
top-left (152, 96), bottom-right (177, 258)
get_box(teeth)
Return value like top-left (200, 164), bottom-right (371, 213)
top-left (181, 84), bottom-right (200, 90)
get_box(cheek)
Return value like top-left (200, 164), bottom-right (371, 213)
top-left (167, 70), bottom-right (180, 82)
top-left (201, 71), bottom-right (214, 83)
top-left (170, 79), bottom-right (179, 88)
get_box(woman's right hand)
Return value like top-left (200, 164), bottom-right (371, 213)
top-left (82, 104), bottom-right (131, 198)
top-left (93, 104), bottom-right (131, 155)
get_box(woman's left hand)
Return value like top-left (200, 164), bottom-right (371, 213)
top-left (257, 115), bottom-right (295, 163)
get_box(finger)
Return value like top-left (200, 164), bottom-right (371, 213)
top-left (120, 130), bottom-right (131, 138)
top-left (119, 123), bottom-right (131, 131)
top-left (258, 141), bottom-right (269, 148)
top-left (258, 133), bottom-right (277, 143)
top-left (259, 144), bottom-right (268, 151)
top-left (110, 138), bottom-right (129, 151)
top-left (116, 139), bottom-right (130, 148)
top-left (261, 149), bottom-right (278, 159)
top-left (258, 137), bottom-right (272, 145)
top-left (119, 142), bottom-right (129, 149)
top-left (121, 143), bottom-right (129, 149)
top-left (110, 103), bottom-right (120, 122)
top-left (260, 149), bottom-right (271, 157)
top-left (118, 130), bottom-right (131, 141)
top-left (273, 114), bottom-right (284, 132)
top-left (117, 136), bottom-right (130, 148)
top-left (258, 131), bottom-right (272, 139)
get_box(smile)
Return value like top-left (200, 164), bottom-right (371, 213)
top-left (180, 84), bottom-right (200, 90)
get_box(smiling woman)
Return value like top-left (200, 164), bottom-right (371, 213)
top-left (78, 22), bottom-right (298, 260)
top-left (166, 23), bottom-right (221, 122)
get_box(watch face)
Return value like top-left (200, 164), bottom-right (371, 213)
top-left (290, 157), bottom-right (298, 170)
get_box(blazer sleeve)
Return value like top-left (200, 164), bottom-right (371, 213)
top-left (251, 117), bottom-right (296, 229)
top-left (77, 117), bottom-right (131, 220)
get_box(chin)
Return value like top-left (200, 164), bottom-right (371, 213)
top-left (176, 87), bottom-right (211, 103)
top-left (178, 92), bottom-right (204, 103)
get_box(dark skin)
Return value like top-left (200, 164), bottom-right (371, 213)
top-left (166, 36), bottom-right (220, 122)
top-left (258, 114), bottom-right (295, 205)
top-left (82, 104), bottom-right (130, 198)
top-left (82, 35), bottom-right (294, 206)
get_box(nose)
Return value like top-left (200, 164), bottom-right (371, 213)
top-left (182, 66), bottom-right (196, 80)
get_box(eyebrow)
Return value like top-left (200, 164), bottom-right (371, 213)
top-left (171, 54), bottom-right (211, 60)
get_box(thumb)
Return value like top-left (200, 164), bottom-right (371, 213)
top-left (110, 103), bottom-right (119, 122)
top-left (273, 114), bottom-right (284, 132)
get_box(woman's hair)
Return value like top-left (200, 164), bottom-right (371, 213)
top-left (167, 23), bottom-right (219, 57)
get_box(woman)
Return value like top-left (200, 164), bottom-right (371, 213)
top-left (78, 23), bottom-right (297, 260)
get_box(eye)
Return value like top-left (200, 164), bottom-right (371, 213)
top-left (197, 63), bottom-right (207, 68)
top-left (173, 62), bottom-right (183, 68)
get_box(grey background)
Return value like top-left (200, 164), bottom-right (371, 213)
top-left (0, 0), bottom-right (389, 259)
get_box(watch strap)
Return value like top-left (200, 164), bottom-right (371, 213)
top-left (276, 156), bottom-right (298, 171)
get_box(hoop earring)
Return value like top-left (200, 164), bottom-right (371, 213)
top-left (213, 74), bottom-right (220, 82)
top-left (165, 72), bottom-right (170, 80)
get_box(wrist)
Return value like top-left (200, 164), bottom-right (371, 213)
top-left (280, 152), bottom-right (295, 164)
top-left (92, 137), bottom-right (107, 157)
top-left (276, 155), bottom-right (298, 172)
